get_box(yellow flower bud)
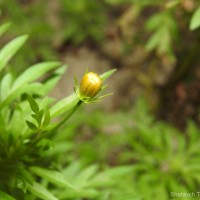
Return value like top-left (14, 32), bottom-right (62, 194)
top-left (80, 72), bottom-right (102, 98)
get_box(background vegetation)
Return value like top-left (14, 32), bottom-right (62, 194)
top-left (0, 0), bottom-right (200, 199)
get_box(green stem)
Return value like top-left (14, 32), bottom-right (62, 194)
top-left (29, 100), bottom-right (82, 147)
top-left (50, 100), bottom-right (82, 134)
top-left (4, 100), bottom-right (83, 163)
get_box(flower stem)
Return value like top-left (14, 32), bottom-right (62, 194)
top-left (50, 100), bottom-right (82, 133)
top-left (17, 100), bottom-right (82, 159)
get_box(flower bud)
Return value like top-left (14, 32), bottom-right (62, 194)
top-left (80, 72), bottom-right (102, 98)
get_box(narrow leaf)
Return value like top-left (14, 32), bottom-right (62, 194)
top-left (190, 6), bottom-right (200, 30)
top-left (0, 22), bottom-right (11, 37)
top-left (43, 110), bottom-right (50, 127)
top-left (26, 94), bottom-right (39, 114)
top-left (31, 114), bottom-right (40, 124)
top-left (0, 35), bottom-right (28, 73)
top-left (145, 29), bottom-right (162, 51)
top-left (0, 73), bottom-right (13, 101)
top-left (30, 166), bottom-right (78, 191)
top-left (50, 93), bottom-right (79, 118)
top-left (26, 120), bottom-right (37, 131)
top-left (145, 13), bottom-right (163, 31)
top-left (27, 183), bottom-right (58, 200)
top-left (0, 82), bottom-right (42, 110)
top-left (104, 166), bottom-right (133, 177)
top-left (74, 165), bottom-right (98, 187)
top-left (100, 69), bottom-right (116, 82)
top-left (39, 109), bottom-right (44, 123)
top-left (0, 191), bottom-right (16, 200)
top-left (40, 65), bottom-right (67, 94)
top-left (11, 62), bottom-right (60, 92)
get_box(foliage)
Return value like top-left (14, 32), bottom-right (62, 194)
top-left (0, 0), bottom-right (106, 73)
top-left (104, 0), bottom-right (200, 63)
top-left (1, 1), bottom-right (200, 199)
top-left (61, 98), bottom-right (200, 200)
top-left (190, 5), bottom-right (200, 30)
top-left (0, 0), bottom-right (56, 73)
top-left (2, 0), bottom-right (199, 70)
top-left (126, 99), bottom-right (200, 200)
top-left (0, 25), bottom-right (132, 200)
top-left (60, 0), bottom-right (106, 44)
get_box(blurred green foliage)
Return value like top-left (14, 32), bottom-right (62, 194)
top-left (1, 1), bottom-right (200, 199)
top-left (59, 97), bottom-right (200, 200)
top-left (0, 0), bottom-right (56, 73)
top-left (0, 27), bottom-right (136, 199)
top-left (60, 0), bottom-right (107, 44)
top-left (1, 0), bottom-right (200, 72)
top-left (106, 0), bottom-right (200, 60)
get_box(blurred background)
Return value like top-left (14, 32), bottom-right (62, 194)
top-left (1, 0), bottom-right (200, 199)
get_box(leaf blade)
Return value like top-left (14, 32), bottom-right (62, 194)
top-left (0, 35), bottom-right (28, 72)
top-left (27, 182), bottom-right (58, 200)
top-left (100, 69), bottom-right (116, 82)
top-left (43, 110), bottom-right (50, 127)
top-left (26, 120), bottom-right (37, 131)
top-left (30, 166), bottom-right (78, 191)
top-left (26, 94), bottom-right (39, 114)
top-left (190, 6), bottom-right (200, 30)
top-left (0, 22), bottom-right (11, 37)
top-left (11, 61), bottom-right (60, 92)
top-left (0, 191), bottom-right (16, 200)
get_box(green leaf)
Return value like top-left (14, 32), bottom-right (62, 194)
top-left (145, 13), bottom-right (164, 31)
top-left (100, 69), bottom-right (116, 82)
top-left (43, 110), bottom-right (50, 127)
top-left (11, 62), bottom-right (60, 92)
top-left (19, 168), bottom-right (34, 184)
top-left (30, 166), bottom-right (78, 191)
top-left (74, 165), bottom-right (98, 188)
top-left (0, 82), bottom-right (43, 110)
top-left (0, 22), bottom-right (11, 37)
top-left (39, 109), bottom-right (44, 123)
top-left (62, 162), bottom-right (81, 180)
top-left (158, 27), bottom-right (171, 53)
top-left (26, 120), bottom-right (37, 131)
top-left (39, 65), bottom-right (67, 95)
top-left (104, 166), bottom-right (133, 177)
top-left (27, 182), bottom-right (58, 200)
top-left (190, 6), bottom-right (200, 30)
top-left (145, 28), bottom-right (163, 51)
top-left (26, 94), bottom-right (39, 114)
top-left (0, 35), bottom-right (28, 73)
top-left (0, 73), bottom-right (13, 101)
top-left (31, 114), bottom-right (40, 124)
top-left (50, 93), bottom-right (79, 118)
top-left (0, 191), bottom-right (16, 200)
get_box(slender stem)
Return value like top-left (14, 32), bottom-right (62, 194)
top-left (50, 100), bottom-right (82, 134)
top-left (30, 100), bottom-right (82, 146)
top-left (5, 100), bottom-right (83, 162)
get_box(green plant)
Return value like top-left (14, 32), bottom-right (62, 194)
top-left (123, 99), bottom-right (200, 199)
top-left (105, 0), bottom-right (200, 59)
top-left (0, 0), bottom-right (56, 73)
top-left (61, 97), bottom-right (200, 200)
top-left (0, 24), bottom-right (136, 200)
top-left (60, 0), bottom-right (106, 44)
